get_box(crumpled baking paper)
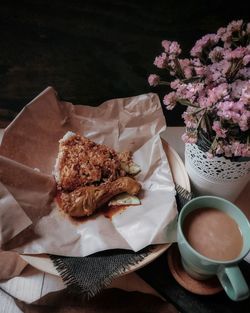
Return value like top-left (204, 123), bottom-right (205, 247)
top-left (0, 86), bottom-right (177, 257)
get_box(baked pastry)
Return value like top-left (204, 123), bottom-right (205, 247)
top-left (54, 132), bottom-right (141, 217)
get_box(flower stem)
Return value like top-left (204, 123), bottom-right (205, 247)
top-left (192, 107), bottom-right (206, 115)
top-left (226, 59), bottom-right (243, 81)
top-left (209, 134), bottom-right (219, 152)
top-left (181, 76), bottom-right (201, 83)
top-left (177, 99), bottom-right (199, 108)
top-left (159, 81), bottom-right (171, 86)
top-left (175, 58), bottom-right (185, 79)
top-left (196, 114), bottom-right (204, 129)
top-left (204, 114), bottom-right (213, 141)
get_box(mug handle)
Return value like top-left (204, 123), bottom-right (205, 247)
top-left (217, 265), bottom-right (249, 301)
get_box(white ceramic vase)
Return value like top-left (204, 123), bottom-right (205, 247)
top-left (185, 143), bottom-right (250, 202)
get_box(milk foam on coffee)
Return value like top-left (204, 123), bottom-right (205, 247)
top-left (183, 208), bottom-right (243, 261)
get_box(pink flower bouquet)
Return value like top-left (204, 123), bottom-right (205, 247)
top-left (148, 20), bottom-right (250, 160)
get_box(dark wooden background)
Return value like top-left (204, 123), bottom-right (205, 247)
top-left (0, 0), bottom-right (249, 127)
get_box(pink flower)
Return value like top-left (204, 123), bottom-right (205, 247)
top-left (205, 60), bottom-right (231, 83)
top-left (169, 41), bottom-right (181, 58)
top-left (190, 34), bottom-right (219, 57)
top-left (238, 112), bottom-right (250, 131)
top-left (217, 101), bottom-right (238, 120)
top-left (234, 101), bottom-right (245, 111)
top-left (154, 53), bottom-right (168, 68)
top-left (179, 58), bottom-right (193, 79)
top-left (182, 111), bottom-right (197, 128)
top-left (241, 145), bottom-right (250, 157)
top-left (241, 84), bottom-right (250, 104)
top-left (207, 83), bottom-right (228, 104)
top-left (206, 151), bottom-right (214, 159)
top-left (195, 66), bottom-right (206, 76)
top-left (231, 80), bottom-right (248, 99)
top-left (238, 67), bottom-right (250, 79)
top-left (149, 20), bottom-right (250, 159)
top-left (223, 145), bottom-right (233, 157)
top-left (227, 20), bottom-right (243, 32)
top-left (170, 79), bottom-right (181, 90)
top-left (148, 74), bottom-right (160, 86)
top-left (181, 132), bottom-right (197, 144)
top-left (209, 47), bottom-right (224, 62)
top-left (232, 81), bottom-right (245, 99)
top-left (161, 40), bottom-right (171, 52)
top-left (243, 54), bottom-right (250, 66)
top-left (191, 58), bottom-right (206, 76)
top-left (160, 40), bottom-right (181, 61)
top-left (217, 27), bottom-right (227, 38)
top-left (163, 92), bottom-right (177, 110)
top-left (173, 82), bottom-right (204, 105)
top-left (198, 96), bottom-right (210, 108)
top-left (228, 141), bottom-right (250, 157)
top-left (224, 47), bottom-right (248, 60)
top-left (215, 144), bottom-right (224, 155)
top-left (231, 141), bottom-right (243, 157)
top-left (219, 20), bottom-right (243, 46)
top-left (175, 83), bottom-right (187, 98)
top-left (212, 121), bottom-right (227, 138)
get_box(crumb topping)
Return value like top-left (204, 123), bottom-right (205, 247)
top-left (57, 134), bottom-right (128, 191)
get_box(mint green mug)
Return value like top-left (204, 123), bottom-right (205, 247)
top-left (177, 196), bottom-right (250, 301)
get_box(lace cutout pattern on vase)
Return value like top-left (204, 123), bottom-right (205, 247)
top-left (185, 144), bottom-right (250, 183)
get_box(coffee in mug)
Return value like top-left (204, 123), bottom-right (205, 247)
top-left (177, 196), bottom-right (250, 301)
top-left (183, 207), bottom-right (243, 261)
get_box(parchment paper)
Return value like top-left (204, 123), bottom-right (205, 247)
top-left (0, 87), bottom-right (177, 257)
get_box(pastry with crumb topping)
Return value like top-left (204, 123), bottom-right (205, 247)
top-left (54, 132), bottom-right (141, 217)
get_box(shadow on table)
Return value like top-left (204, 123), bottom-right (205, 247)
top-left (138, 249), bottom-right (250, 313)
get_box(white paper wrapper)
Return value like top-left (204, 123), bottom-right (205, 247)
top-left (0, 87), bottom-right (177, 257)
